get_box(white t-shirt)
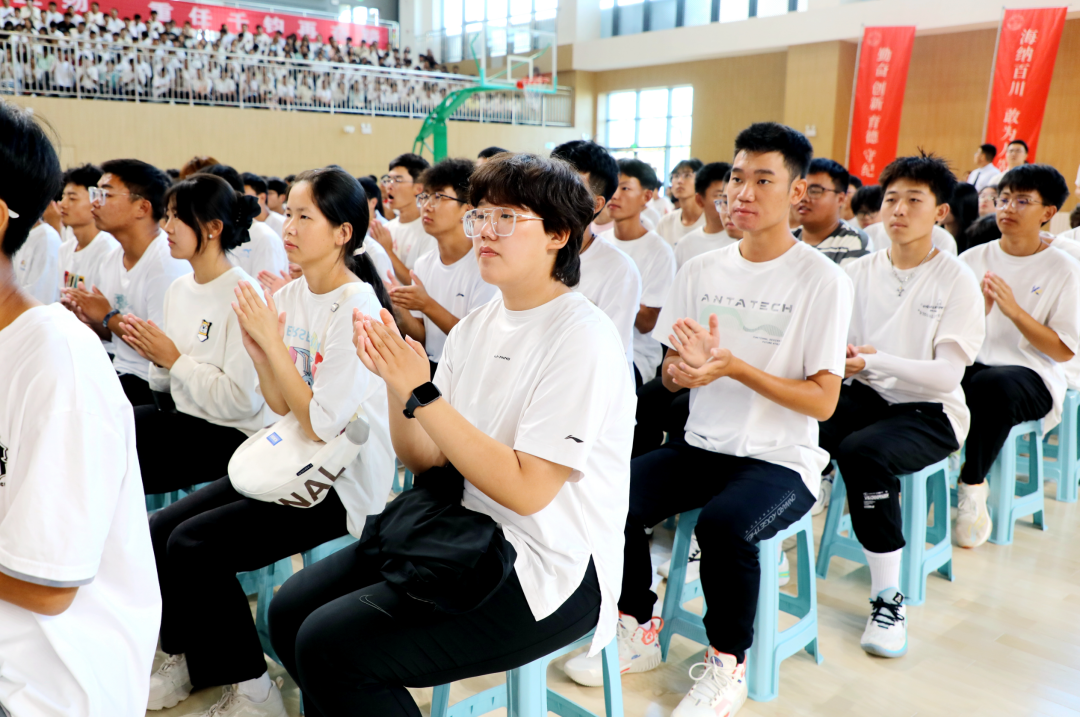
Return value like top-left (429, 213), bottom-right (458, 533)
top-left (575, 234), bottom-right (642, 375)
top-left (411, 248), bottom-right (497, 362)
top-left (967, 164), bottom-right (999, 192)
top-left (57, 231), bottom-right (119, 291)
top-left (274, 276), bottom-right (393, 537)
top-left (959, 240), bottom-right (1080, 432)
top-left (648, 194), bottom-right (673, 217)
top-left (654, 208), bottom-right (705, 247)
top-left (864, 222), bottom-right (957, 256)
top-left (674, 228), bottom-right (737, 270)
top-left (434, 291), bottom-right (635, 657)
top-left (263, 212), bottom-right (285, 237)
top-left (1057, 227), bottom-right (1080, 242)
top-left (1044, 238), bottom-right (1080, 391)
top-left (362, 236), bottom-right (394, 285)
top-left (387, 216), bottom-right (436, 270)
top-left (228, 221), bottom-right (288, 279)
top-left (654, 241), bottom-right (854, 495)
top-left (148, 267), bottom-right (266, 435)
top-left (603, 229), bottom-right (676, 381)
top-left (844, 250), bottom-right (985, 443)
top-left (0, 305), bottom-right (160, 717)
top-left (98, 232), bottom-right (192, 381)
top-left (12, 223), bottom-right (61, 304)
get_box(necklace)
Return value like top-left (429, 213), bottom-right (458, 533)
top-left (887, 246), bottom-right (935, 297)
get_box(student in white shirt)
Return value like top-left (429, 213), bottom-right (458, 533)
top-left (146, 167), bottom-right (395, 717)
top-left (654, 158), bottom-right (705, 246)
top-left (371, 152), bottom-right (436, 283)
top-left (12, 218), bottom-right (61, 304)
top-left (389, 158), bottom-right (496, 373)
top-left (242, 172), bottom-right (285, 236)
top-left (65, 159), bottom-right (191, 407)
top-left (795, 158), bottom-right (871, 266)
top-left (956, 165), bottom-right (1080, 549)
top-left (199, 164), bottom-right (289, 279)
top-left (820, 154), bottom-right (985, 659)
top-left (266, 152), bottom-right (633, 716)
top-left (356, 175), bottom-right (397, 290)
top-left (675, 162), bottom-right (737, 270)
top-left (572, 124), bottom-right (852, 717)
top-left (0, 95), bottom-right (160, 717)
top-left (967, 144), bottom-right (999, 192)
top-left (850, 184), bottom-right (882, 230)
top-left (265, 176), bottom-right (289, 216)
top-left (56, 164), bottom-right (119, 292)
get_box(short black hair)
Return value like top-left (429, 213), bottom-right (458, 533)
top-left (850, 185), bottom-right (883, 214)
top-left (284, 174), bottom-right (296, 183)
top-left (694, 162), bottom-right (731, 196)
top-left (808, 158), bottom-right (850, 194)
top-left (616, 158), bottom-right (659, 192)
top-left (388, 152), bottom-right (430, 181)
top-left (165, 168), bottom-right (180, 181)
top-left (877, 152), bottom-right (957, 205)
top-left (469, 153), bottom-right (594, 288)
top-left (241, 171), bottom-right (267, 196)
top-left (477, 146), bottom-right (508, 160)
top-left (980, 143), bottom-right (997, 161)
top-left (419, 157), bottom-right (475, 204)
top-left (62, 163), bottom-right (103, 191)
top-left (100, 158), bottom-right (170, 222)
top-left (165, 173), bottom-right (260, 253)
top-left (357, 176), bottom-right (382, 212)
top-left (266, 177), bottom-right (288, 195)
top-left (733, 122), bottom-right (813, 181)
top-left (198, 164), bottom-right (244, 192)
top-left (947, 183), bottom-right (980, 240)
top-left (1008, 139), bottom-right (1029, 153)
top-left (672, 158), bottom-right (703, 178)
top-left (963, 214), bottom-right (1001, 251)
top-left (997, 164), bottom-right (1070, 210)
top-left (550, 140), bottom-right (619, 203)
top-left (0, 102), bottom-right (61, 257)
top-left (847, 175), bottom-right (863, 190)
top-left (1070, 205), bottom-right (1080, 230)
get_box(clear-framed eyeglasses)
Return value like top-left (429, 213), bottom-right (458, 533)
top-left (88, 187), bottom-right (140, 205)
top-left (712, 198), bottom-right (729, 210)
top-left (379, 174), bottom-right (413, 186)
top-left (995, 196), bottom-right (1044, 211)
top-left (417, 192), bottom-right (468, 209)
top-left (463, 207), bottom-right (543, 238)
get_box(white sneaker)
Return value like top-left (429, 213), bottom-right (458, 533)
top-left (778, 549), bottom-right (790, 588)
top-left (671, 646), bottom-right (747, 717)
top-left (658, 532), bottom-right (701, 583)
top-left (179, 683), bottom-right (287, 717)
top-left (860, 588), bottom-right (907, 658)
top-left (811, 473), bottom-right (834, 516)
top-left (955, 480), bottom-right (992, 548)
top-left (148, 654), bottom-right (193, 711)
top-left (563, 613), bottom-right (663, 687)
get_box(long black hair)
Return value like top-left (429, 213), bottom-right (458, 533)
top-left (165, 173), bottom-right (260, 253)
top-left (291, 166), bottom-right (393, 312)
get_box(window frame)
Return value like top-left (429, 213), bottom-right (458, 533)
top-left (601, 85), bottom-right (694, 183)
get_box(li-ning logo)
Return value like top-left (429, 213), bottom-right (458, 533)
top-left (1031, 285), bottom-right (1043, 295)
top-left (494, 355), bottom-right (510, 361)
top-left (0, 440), bottom-right (7, 486)
top-left (456, 292), bottom-right (466, 298)
top-left (565, 435), bottom-right (583, 443)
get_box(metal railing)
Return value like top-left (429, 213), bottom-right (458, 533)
top-left (0, 32), bottom-right (571, 125)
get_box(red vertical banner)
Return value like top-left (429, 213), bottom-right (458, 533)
top-left (984, 7), bottom-right (1067, 169)
top-left (847, 26), bottom-right (916, 186)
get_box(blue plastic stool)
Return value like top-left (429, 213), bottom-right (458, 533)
top-left (989, 419), bottom-right (1046, 545)
top-left (392, 458), bottom-right (415, 493)
top-left (816, 459), bottom-right (953, 606)
top-left (429, 629), bottom-right (624, 717)
top-left (657, 509), bottom-right (821, 702)
top-left (1035, 389), bottom-right (1079, 503)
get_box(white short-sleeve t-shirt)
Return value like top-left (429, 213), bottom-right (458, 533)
top-left (674, 228), bottom-right (737, 270)
top-left (864, 222), bottom-right (957, 256)
top-left (603, 229), bottom-right (676, 381)
top-left (434, 291), bottom-right (635, 657)
top-left (844, 250), bottom-right (985, 443)
top-left (387, 216), bottom-right (436, 270)
top-left (58, 231), bottom-right (119, 291)
top-left (959, 240), bottom-right (1080, 431)
top-left (12, 223), bottom-right (62, 304)
top-left (263, 212), bottom-right (285, 237)
top-left (228, 221), bottom-right (288, 279)
top-left (274, 276), bottom-right (394, 537)
top-left (411, 248), bottom-right (497, 362)
top-left (654, 208), bottom-right (705, 247)
top-left (653, 241), bottom-right (854, 495)
top-left (0, 305), bottom-right (160, 717)
top-left (575, 234), bottom-right (642, 375)
top-left (362, 236), bottom-right (394, 285)
top-left (1043, 238), bottom-right (1080, 391)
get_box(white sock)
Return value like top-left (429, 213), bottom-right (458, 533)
top-left (863, 547), bottom-right (902, 598)
top-left (236, 672), bottom-right (272, 703)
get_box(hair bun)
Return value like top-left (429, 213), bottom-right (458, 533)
top-left (231, 192), bottom-right (261, 246)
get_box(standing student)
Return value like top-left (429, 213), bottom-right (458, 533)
top-left (389, 158), bottom-right (497, 374)
top-left (267, 152), bottom-right (634, 717)
top-left (655, 158), bottom-right (705, 246)
top-left (145, 167), bottom-right (394, 717)
top-left (988, 139), bottom-right (1029, 186)
top-left (200, 164), bottom-right (288, 279)
top-left (65, 159), bottom-right (191, 407)
top-left (373, 152), bottom-right (434, 283)
top-left (819, 154), bottom-right (984, 658)
top-left (968, 144), bottom-right (998, 191)
top-left (242, 171), bottom-right (285, 236)
top-left (118, 174), bottom-right (266, 498)
top-left (675, 162), bottom-right (736, 269)
top-left (0, 95), bottom-right (160, 717)
top-left (955, 164), bottom-right (1080, 548)
top-left (794, 158), bottom-right (870, 266)
top-left (566, 123), bottom-right (853, 717)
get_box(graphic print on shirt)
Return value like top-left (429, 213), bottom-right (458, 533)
top-left (0, 439), bottom-right (7, 486)
top-left (63, 270), bottom-right (85, 289)
top-left (698, 293), bottom-right (794, 347)
top-left (197, 320), bottom-right (212, 342)
top-left (114, 293), bottom-right (130, 313)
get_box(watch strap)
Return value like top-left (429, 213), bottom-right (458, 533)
top-left (102, 309), bottom-right (120, 330)
top-left (403, 382), bottom-right (441, 419)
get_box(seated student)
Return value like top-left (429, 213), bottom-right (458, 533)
top-left (118, 174), bottom-right (266, 498)
top-left (977, 185), bottom-right (998, 218)
top-left (57, 164), bottom-right (119, 293)
top-left (988, 139), bottom-right (1029, 187)
top-left (13, 184), bottom-right (62, 304)
top-left (841, 175), bottom-right (862, 228)
top-left (655, 158), bottom-right (705, 246)
top-left (819, 153), bottom-right (984, 658)
top-left (65, 159), bottom-right (191, 407)
top-left (200, 164), bottom-right (288, 279)
top-left (675, 161), bottom-right (736, 269)
top-left (356, 175), bottom-right (394, 277)
top-left (388, 158), bottom-right (497, 375)
top-left (551, 139), bottom-right (642, 376)
top-left (942, 183), bottom-right (979, 252)
top-left (266, 153), bottom-right (634, 717)
top-left (370, 152), bottom-right (435, 284)
top-left (265, 176), bottom-right (288, 217)
top-left (145, 167), bottom-right (395, 716)
top-left (955, 164), bottom-right (1080, 548)
top-left (242, 171), bottom-right (285, 237)
top-left (0, 97), bottom-right (160, 717)
top-left (850, 184), bottom-right (882, 229)
top-left (1059, 204), bottom-right (1080, 242)
top-left (475, 145), bottom-right (507, 164)
top-left (566, 123), bottom-right (853, 717)
top-left (865, 214), bottom-right (957, 255)
top-left (794, 158), bottom-right (871, 266)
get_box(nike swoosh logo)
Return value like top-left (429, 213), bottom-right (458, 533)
top-left (565, 435), bottom-right (583, 443)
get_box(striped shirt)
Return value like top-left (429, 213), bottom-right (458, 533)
top-left (795, 222), bottom-right (870, 267)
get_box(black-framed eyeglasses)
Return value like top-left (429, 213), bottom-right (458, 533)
top-left (416, 192), bottom-right (467, 209)
top-left (805, 185), bottom-right (844, 199)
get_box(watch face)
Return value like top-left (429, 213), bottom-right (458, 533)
top-left (413, 381), bottom-right (441, 405)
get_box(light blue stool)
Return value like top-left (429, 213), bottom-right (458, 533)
top-left (657, 509), bottom-right (822, 702)
top-left (392, 458), bottom-right (414, 493)
top-left (429, 629), bottom-right (624, 717)
top-left (1031, 389), bottom-right (1078, 503)
top-left (816, 459), bottom-right (952, 606)
top-left (988, 419), bottom-right (1046, 544)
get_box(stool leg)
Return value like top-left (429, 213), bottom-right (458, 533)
top-left (899, 472), bottom-right (928, 606)
top-left (659, 516), bottom-right (694, 662)
top-left (601, 640), bottom-right (625, 717)
top-left (1029, 432), bottom-right (1047, 531)
top-left (748, 540), bottom-right (779, 702)
top-left (815, 471), bottom-right (848, 580)
top-left (988, 430), bottom-right (1019, 546)
top-left (508, 662), bottom-right (545, 717)
top-left (429, 685), bottom-right (450, 717)
top-left (931, 470), bottom-right (954, 582)
top-left (798, 529), bottom-right (823, 664)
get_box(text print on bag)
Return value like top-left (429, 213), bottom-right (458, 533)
top-left (278, 466), bottom-right (346, 508)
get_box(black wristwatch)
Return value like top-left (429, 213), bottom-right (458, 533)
top-left (403, 381), bottom-right (442, 419)
top-left (102, 309), bottom-right (120, 330)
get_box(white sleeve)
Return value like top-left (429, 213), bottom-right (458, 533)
top-left (148, 288), bottom-right (173, 392)
top-left (935, 264), bottom-right (985, 361)
top-left (651, 261), bottom-right (694, 349)
top-left (307, 296), bottom-right (380, 442)
top-left (640, 242), bottom-right (676, 308)
top-left (169, 313), bottom-right (264, 421)
top-left (1046, 268), bottom-right (1080, 355)
top-left (143, 264), bottom-right (185, 328)
top-left (804, 273), bottom-right (854, 378)
top-left (17, 231), bottom-right (60, 304)
top-left (860, 342), bottom-right (969, 394)
top-left (597, 258), bottom-right (642, 356)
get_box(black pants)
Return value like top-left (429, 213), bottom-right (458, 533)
top-left (119, 372), bottom-right (155, 407)
top-left (959, 362), bottom-right (1052, 485)
top-left (268, 550), bottom-right (601, 717)
top-left (632, 375), bottom-right (691, 458)
top-left (135, 406), bottom-right (248, 495)
top-left (818, 381), bottom-right (959, 553)
top-left (149, 477), bottom-right (349, 689)
top-left (619, 438), bottom-right (815, 662)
